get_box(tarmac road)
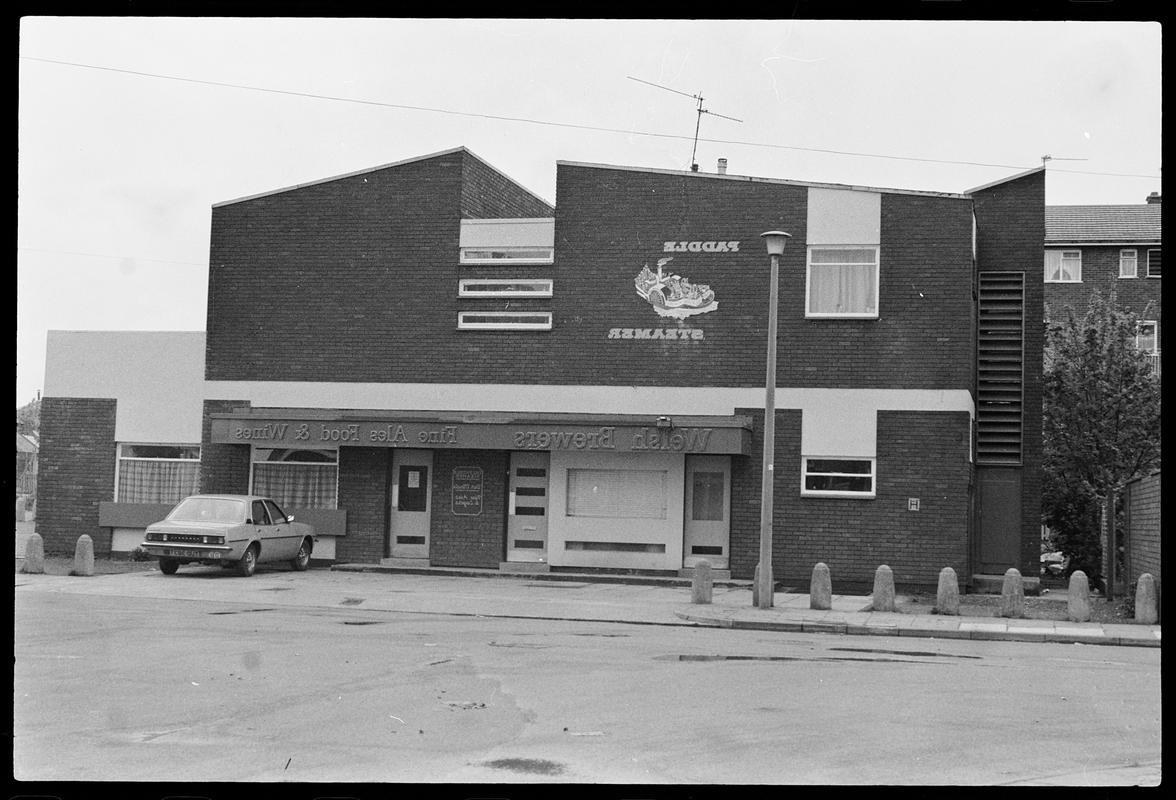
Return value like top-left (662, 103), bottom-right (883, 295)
top-left (13, 567), bottom-right (1162, 786)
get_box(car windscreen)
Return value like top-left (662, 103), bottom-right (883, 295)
top-left (167, 497), bottom-right (246, 524)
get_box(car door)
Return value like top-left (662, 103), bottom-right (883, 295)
top-left (263, 499), bottom-right (301, 559)
top-left (249, 499), bottom-right (274, 558)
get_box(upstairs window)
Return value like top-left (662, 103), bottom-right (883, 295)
top-left (806, 246), bottom-right (879, 318)
top-left (460, 246), bottom-right (554, 265)
top-left (1045, 250), bottom-right (1082, 283)
top-left (457, 311), bottom-right (552, 330)
top-left (116, 444), bottom-right (201, 504)
top-left (458, 279), bottom-right (553, 297)
top-left (1119, 249), bottom-right (1138, 278)
top-left (1147, 249), bottom-right (1162, 278)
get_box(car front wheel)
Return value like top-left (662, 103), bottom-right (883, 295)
top-left (291, 539), bottom-right (311, 571)
top-left (159, 558), bottom-right (179, 575)
top-left (236, 545), bottom-right (259, 577)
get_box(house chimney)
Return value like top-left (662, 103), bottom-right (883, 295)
top-left (717, 158), bottom-right (728, 175)
top-left (1146, 192), bottom-right (1161, 204)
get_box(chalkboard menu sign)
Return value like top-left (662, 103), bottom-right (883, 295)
top-left (451, 467), bottom-right (483, 516)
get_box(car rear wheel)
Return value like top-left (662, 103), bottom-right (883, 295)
top-left (236, 545), bottom-right (259, 577)
top-left (159, 558), bottom-right (179, 575)
top-left (291, 539), bottom-right (312, 571)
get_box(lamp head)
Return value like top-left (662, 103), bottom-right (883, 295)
top-left (760, 230), bottom-right (792, 256)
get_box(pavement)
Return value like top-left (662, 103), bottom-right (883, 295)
top-left (14, 523), bottom-right (1160, 648)
top-left (329, 562), bottom-right (1160, 648)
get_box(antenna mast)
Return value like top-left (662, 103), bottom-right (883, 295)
top-left (1041, 154), bottom-right (1090, 166)
top-left (628, 76), bottom-right (743, 171)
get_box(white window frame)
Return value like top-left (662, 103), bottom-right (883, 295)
top-left (805, 245), bottom-right (880, 319)
top-left (457, 311), bottom-right (552, 330)
top-left (1044, 249), bottom-right (1082, 283)
top-left (800, 456), bottom-right (876, 499)
top-left (114, 443), bottom-right (202, 503)
top-left (457, 278), bottom-right (553, 298)
top-left (1119, 249), bottom-right (1138, 278)
top-left (459, 246), bottom-right (554, 265)
top-left (1147, 248), bottom-right (1161, 278)
top-left (249, 447), bottom-right (339, 510)
top-left (1135, 320), bottom-right (1159, 354)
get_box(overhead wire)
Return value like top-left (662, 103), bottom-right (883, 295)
top-left (20, 55), bottom-right (1161, 180)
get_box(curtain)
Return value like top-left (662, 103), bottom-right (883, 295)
top-left (118, 460), bottom-right (200, 504)
top-left (809, 263), bottom-right (876, 314)
top-left (252, 464), bottom-right (337, 509)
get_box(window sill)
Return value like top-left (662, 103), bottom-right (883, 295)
top-left (1044, 279), bottom-right (1083, 284)
top-left (800, 491), bottom-right (876, 500)
top-left (804, 313), bottom-right (879, 320)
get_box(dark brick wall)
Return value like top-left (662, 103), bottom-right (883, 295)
top-left (461, 153), bottom-right (554, 219)
top-left (972, 169), bottom-right (1045, 578)
top-left (336, 447), bottom-right (389, 564)
top-left (730, 408), bottom-right (972, 590)
top-left (200, 400), bottom-right (251, 495)
top-left (206, 161), bottom-right (979, 391)
top-left (429, 449), bottom-right (508, 568)
top-left (36, 398), bottom-right (117, 556)
top-left (552, 166), bottom-right (975, 389)
top-left (1045, 244), bottom-right (1162, 341)
top-left (1125, 471), bottom-right (1161, 618)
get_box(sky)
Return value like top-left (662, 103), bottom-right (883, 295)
top-left (16, 17), bottom-right (1163, 407)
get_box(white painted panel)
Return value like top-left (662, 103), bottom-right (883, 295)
top-left (807, 187), bottom-right (881, 245)
top-left (311, 536), bottom-right (336, 560)
top-left (205, 381), bottom-right (974, 420)
top-left (547, 450), bottom-right (684, 570)
top-left (111, 528), bottom-right (146, 553)
top-left (800, 397), bottom-right (877, 458)
top-left (459, 218), bottom-right (555, 248)
top-left (45, 331), bottom-right (205, 443)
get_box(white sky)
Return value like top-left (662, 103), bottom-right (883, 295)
top-left (16, 17), bottom-right (1162, 407)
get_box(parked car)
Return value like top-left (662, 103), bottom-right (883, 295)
top-left (141, 494), bottom-right (315, 577)
top-left (1040, 550), bottom-right (1068, 578)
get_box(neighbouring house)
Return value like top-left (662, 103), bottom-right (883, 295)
top-left (16, 427), bottom-right (38, 513)
top-left (1044, 193), bottom-right (1162, 373)
top-left (36, 147), bottom-right (1045, 590)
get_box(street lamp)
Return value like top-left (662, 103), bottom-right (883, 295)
top-left (757, 230), bottom-right (791, 609)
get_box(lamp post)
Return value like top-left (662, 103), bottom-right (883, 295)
top-left (757, 230), bottom-right (791, 609)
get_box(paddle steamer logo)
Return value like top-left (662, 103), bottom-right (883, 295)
top-left (634, 257), bottom-right (718, 319)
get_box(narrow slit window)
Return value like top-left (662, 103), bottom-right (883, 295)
top-left (458, 279), bottom-right (553, 297)
top-left (457, 312), bottom-right (552, 330)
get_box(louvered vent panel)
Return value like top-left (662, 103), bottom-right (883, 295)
top-left (977, 272), bottom-right (1024, 464)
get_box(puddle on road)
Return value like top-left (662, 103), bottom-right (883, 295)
top-left (524, 582), bottom-right (589, 588)
top-left (259, 587), bottom-right (294, 592)
top-left (827, 647), bottom-right (982, 660)
top-left (482, 758), bottom-right (566, 776)
top-left (488, 640), bottom-right (554, 649)
top-left (570, 632), bottom-right (630, 638)
top-left (207, 608), bottom-right (277, 615)
top-left (656, 654), bottom-right (950, 665)
top-left (341, 620), bottom-right (386, 626)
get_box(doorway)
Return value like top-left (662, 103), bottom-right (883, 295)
top-left (388, 449), bottom-right (433, 559)
top-left (506, 451), bottom-right (549, 563)
top-left (683, 454), bottom-right (730, 569)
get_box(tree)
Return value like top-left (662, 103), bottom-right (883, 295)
top-left (17, 395), bottom-right (40, 438)
top-left (1042, 291), bottom-right (1161, 589)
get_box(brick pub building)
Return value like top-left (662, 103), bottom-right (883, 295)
top-left (37, 148), bottom-right (1045, 590)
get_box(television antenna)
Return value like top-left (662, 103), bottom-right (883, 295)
top-left (1041, 154), bottom-right (1089, 166)
top-left (628, 76), bottom-right (743, 172)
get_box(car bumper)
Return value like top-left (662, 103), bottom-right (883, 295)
top-left (141, 543), bottom-right (235, 561)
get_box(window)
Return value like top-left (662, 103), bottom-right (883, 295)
top-left (801, 458), bottom-right (876, 498)
top-left (1147, 249), bottom-right (1161, 278)
top-left (691, 471), bottom-right (726, 521)
top-left (116, 444), bottom-right (201, 504)
top-left (251, 448), bottom-right (338, 509)
top-left (566, 468), bottom-right (667, 519)
top-left (806, 247), bottom-right (879, 317)
top-left (457, 311), bottom-right (552, 330)
top-left (460, 246), bottom-right (554, 265)
top-left (1044, 250), bottom-right (1082, 282)
top-left (1136, 321), bottom-right (1158, 354)
top-left (1119, 249), bottom-right (1138, 278)
top-left (458, 279), bottom-right (553, 297)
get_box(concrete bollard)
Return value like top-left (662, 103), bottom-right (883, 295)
top-left (71, 534), bottom-right (95, 577)
top-left (999, 568), bottom-right (1025, 618)
top-left (20, 533), bottom-right (45, 574)
top-left (935, 567), bottom-right (960, 616)
top-left (691, 560), bottom-right (713, 604)
top-left (872, 565), bottom-right (896, 612)
top-left (1067, 571), bottom-right (1092, 622)
top-left (1135, 573), bottom-right (1158, 625)
top-left (810, 562), bottom-right (832, 610)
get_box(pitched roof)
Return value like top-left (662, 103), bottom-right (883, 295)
top-left (1045, 204), bottom-right (1161, 245)
top-left (16, 432), bottom-right (37, 453)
